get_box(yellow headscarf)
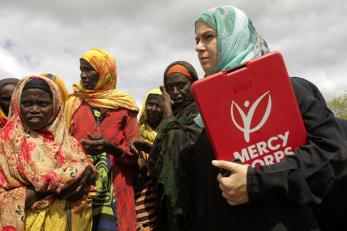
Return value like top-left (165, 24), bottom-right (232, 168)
top-left (65, 48), bottom-right (138, 128)
top-left (138, 89), bottom-right (162, 145)
top-left (40, 72), bottom-right (69, 102)
top-left (0, 109), bottom-right (7, 128)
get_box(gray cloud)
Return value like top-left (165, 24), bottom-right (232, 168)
top-left (0, 0), bottom-right (346, 105)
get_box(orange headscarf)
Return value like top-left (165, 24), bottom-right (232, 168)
top-left (65, 48), bottom-right (138, 128)
top-left (40, 72), bottom-right (69, 102)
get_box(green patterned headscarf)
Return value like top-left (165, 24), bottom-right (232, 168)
top-left (195, 5), bottom-right (269, 74)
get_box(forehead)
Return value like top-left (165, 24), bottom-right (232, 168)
top-left (147, 94), bottom-right (161, 102)
top-left (80, 59), bottom-right (94, 69)
top-left (0, 83), bottom-right (16, 94)
top-left (21, 88), bottom-right (52, 100)
top-left (165, 74), bottom-right (190, 85)
top-left (195, 21), bottom-right (215, 35)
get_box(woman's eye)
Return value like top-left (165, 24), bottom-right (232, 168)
top-left (39, 102), bottom-right (50, 107)
top-left (178, 83), bottom-right (186, 89)
top-left (206, 34), bottom-right (214, 40)
top-left (21, 102), bottom-right (32, 107)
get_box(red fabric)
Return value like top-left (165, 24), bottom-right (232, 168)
top-left (70, 103), bottom-right (139, 231)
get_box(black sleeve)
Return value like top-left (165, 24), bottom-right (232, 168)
top-left (248, 78), bottom-right (347, 204)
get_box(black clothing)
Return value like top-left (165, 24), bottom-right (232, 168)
top-left (182, 78), bottom-right (347, 231)
top-left (293, 77), bottom-right (347, 231)
top-left (149, 101), bottom-right (202, 231)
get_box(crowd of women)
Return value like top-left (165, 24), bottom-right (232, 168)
top-left (1, 5), bottom-right (347, 231)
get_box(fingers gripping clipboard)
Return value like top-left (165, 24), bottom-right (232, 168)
top-left (192, 52), bottom-right (306, 168)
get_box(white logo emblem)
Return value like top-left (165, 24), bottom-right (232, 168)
top-left (230, 91), bottom-right (272, 143)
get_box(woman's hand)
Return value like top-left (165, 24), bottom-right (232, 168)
top-left (59, 166), bottom-right (96, 202)
top-left (25, 188), bottom-right (49, 209)
top-left (80, 133), bottom-right (123, 157)
top-left (212, 160), bottom-right (249, 205)
top-left (159, 86), bottom-right (174, 118)
top-left (131, 138), bottom-right (152, 155)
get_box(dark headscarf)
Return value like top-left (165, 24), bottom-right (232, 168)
top-left (23, 78), bottom-right (53, 99)
top-left (0, 78), bottom-right (19, 90)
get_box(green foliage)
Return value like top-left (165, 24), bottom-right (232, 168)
top-left (328, 93), bottom-right (347, 119)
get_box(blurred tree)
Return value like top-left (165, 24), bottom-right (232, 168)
top-left (328, 93), bottom-right (347, 119)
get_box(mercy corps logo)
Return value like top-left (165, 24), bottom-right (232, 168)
top-left (230, 91), bottom-right (272, 143)
top-left (230, 91), bottom-right (294, 167)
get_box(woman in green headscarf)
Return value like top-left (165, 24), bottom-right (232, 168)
top-left (187, 5), bottom-right (347, 231)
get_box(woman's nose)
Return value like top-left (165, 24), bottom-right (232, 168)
top-left (195, 41), bottom-right (204, 52)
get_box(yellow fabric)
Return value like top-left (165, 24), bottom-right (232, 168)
top-left (40, 73), bottom-right (69, 102)
top-left (0, 76), bottom-right (95, 230)
top-left (65, 48), bottom-right (138, 129)
top-left (0, 107), bottom-right (7, 128)
top-left (138, 89), bottom-right (162, 145)
top-left (26, 199), bottom-right (92, 231)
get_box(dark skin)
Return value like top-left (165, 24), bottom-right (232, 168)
top-left (80, 133), bottom-right (123, 157)
top-left (20, 88), bottom-right (96, 208)
top-left (80, 59), bottom-right (100, 90)
top-left (20, 89), bottom-right (54, 131)
top-left (131, 95), bottom-right (163, 170)
top-left (78, 60), bottom-right (123, 157)
top-left (0, 83), bottom-right (17, 116)
top-left (161, 73), bottom-right (194, 118)
top-left (146, 95), bottom-right (164, 130)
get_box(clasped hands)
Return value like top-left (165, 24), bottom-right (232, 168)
top-left (80, 132), bottom-right (123, 157)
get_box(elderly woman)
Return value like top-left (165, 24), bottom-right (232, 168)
top-left (0, 76), bottom-right (96, 231)
top-left (148, 61), bottom-right (202, 231)
top-left (188, 5), bottom-right (347, 231)
top-left (0, 78), bottom-right (19, 128)
top-left (65, 48), bottom-right (139, 231)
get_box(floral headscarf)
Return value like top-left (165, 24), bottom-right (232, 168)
top-left (0, 76), bottom-right (94, 230)
top-left (195, 5), bottom-right (269, 74)
top-left (65, 48), bottom-right (138, 128)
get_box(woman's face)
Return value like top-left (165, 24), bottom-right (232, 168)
top-left (80, 59), bottom-right (100, 90)
top-left (20, 88), bottom-right (54, 131)
top-left (164, 74), bottom-right (193, 106)
top-left (0, 83), bottom-right (16, 115)
top-left (145, 94), bottom-right (163, 125)
top-left (195, 21), bottom-right (218, 74)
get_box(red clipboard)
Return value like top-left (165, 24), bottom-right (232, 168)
top-left (192, 52), bottom-right (306, 168)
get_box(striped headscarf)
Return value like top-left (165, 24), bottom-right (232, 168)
top-left (195, 5), bottom-right (269, 74)
top-left (65, 48), bottom-right (138, 128)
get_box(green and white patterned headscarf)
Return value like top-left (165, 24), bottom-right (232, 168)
top-left (195, 5), bottom-right (269, 74)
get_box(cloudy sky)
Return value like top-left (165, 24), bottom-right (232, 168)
top-left (0, 0), bottom-right (346, 105)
